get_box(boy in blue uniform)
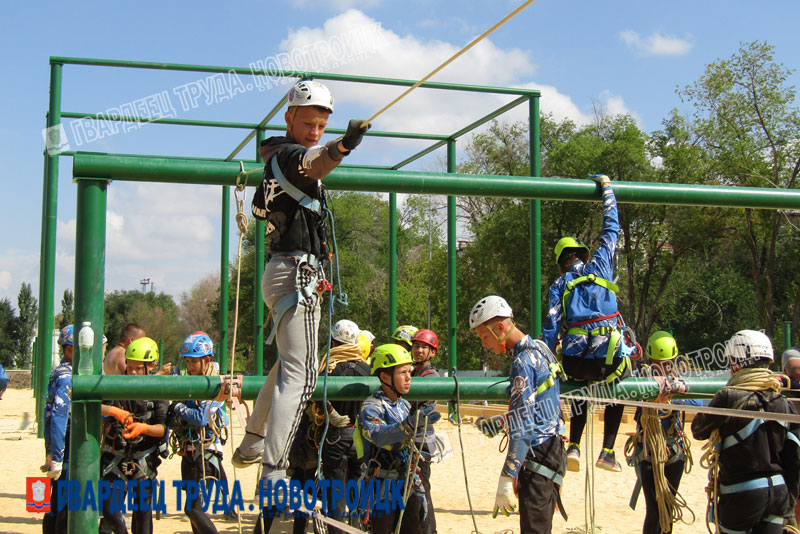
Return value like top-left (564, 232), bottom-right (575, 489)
top-left (167, 333), bottom-right (229, 534)
top-left (357, 344), bottom-right (441, 534)
top-left (542, 174), bottom-right (629, 472)
top-left (42, 325), bottom-right (74, 534)
top-left (470, 296), bottom-right (565, 534)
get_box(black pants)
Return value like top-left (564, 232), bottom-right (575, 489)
top-left (418, 457), bottom-right (436, 534)
top-left (322, 431), bottom-right (364, 532)
top-left (253, 466), bottom-right (315, 534)
top-left (639, 459), bottom-right (684, 534)
top-left (100, 477), bottom-right (154, 534)
top-left (518, 436), bottom-right (564, 534)
top-left (42, 470), bottom-right (68, 534)
top-left (370, 492), bottom-right (426, 534)
top-left (181, 452), bottom-right (221, 534)
top-left (569, 399), bottom-right (624, 450)
top-left (718, 480), bottom-right (790, 534)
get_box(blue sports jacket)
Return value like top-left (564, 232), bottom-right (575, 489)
top-left (44, 359), bottom-right (72, 463)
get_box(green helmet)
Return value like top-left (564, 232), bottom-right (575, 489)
top-left (554, 237), bottom-right (589, 264)
top-left (371, 344), bottom-right (413, 374)
top-left (392, 325), bottom-right (418, 344)
top-left (646, 331), bottom-right (678, 361)
top-left (125, 337), bottom-right (160, 363)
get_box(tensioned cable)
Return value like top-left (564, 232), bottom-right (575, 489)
top-left (239, 0), bottom-right (537, 178)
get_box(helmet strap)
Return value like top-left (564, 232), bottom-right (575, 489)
top-left (489, 320), bottom-right (513, 350)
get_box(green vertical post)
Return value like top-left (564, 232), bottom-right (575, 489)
top-left (69, 178), bottom-right (107, 534)
top-left (447, 140), bottom-right (458, 418)
top-left (219, 187), bottom-right (230, 374)
top-left (529, 96), bottom-right (542, 336)
top-left (254, 130), bottom-right (266, 376)
top-left (158, 338), bottom-right (164, 365)
top-left (389, 193), bottom-right (397, 336)
top-left (784, 319), bottom-right (792, 353)
top-left (37, 62), bottom-right (62, 437)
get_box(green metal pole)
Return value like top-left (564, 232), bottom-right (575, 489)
top-left (73, 154), bottom-right (800, 210)
top-left (37, 62), bottom-right (62, 437)
top-left (69, 178), bottom-right (107, 534)
top-left (72, 375), bottom-right (728, 402)
top-left (219, 187), bottom-right (230, 374)
top-left (530, 96), bottom-right (542, 336)
top-left (389, 193), bottom-right (397, 337)
top-left (446, 140), bottom-right (458, 419)
top-left (785, 319), bottom-right (792, 353)
top-left (254, 130), bottom-right (266, 376)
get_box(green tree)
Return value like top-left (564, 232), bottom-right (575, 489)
top-left (678, 41), bottom-right (800, 336)
top-left (60, 289), bottom-right (73, 329)
top-left (0, 299), bottom-right (16, 367)
top-left (15, 282), bottom-right (37, 368)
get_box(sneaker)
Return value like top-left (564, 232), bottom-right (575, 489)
top-left (231, 447), bottom-right (263, 468)
top-left (595, 448), bottom-right (622, 472)
top-left (566, 443), bottom-right (581, 472)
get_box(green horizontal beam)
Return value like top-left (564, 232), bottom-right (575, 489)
top-left (72, 375), bottom-right (727, 402)
top-left (50, 56), bottom-right (539, 96)
top-left (61, 112), bottom-right (450, 141)
top-left (73, 152), bottom-right (800, 209)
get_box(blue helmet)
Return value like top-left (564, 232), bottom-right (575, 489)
top-left (58, 325), bottom-right (74, 347)
top-left (179, 334), bottom-right (214, 358)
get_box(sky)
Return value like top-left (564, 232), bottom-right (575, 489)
top-left (1, 0), bottom-right (799, 311)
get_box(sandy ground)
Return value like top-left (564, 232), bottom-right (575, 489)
top-left (0, 387), bottom-right (712, 534)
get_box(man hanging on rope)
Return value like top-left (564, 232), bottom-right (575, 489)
top-left (166, 333), bottom-right (229, 534)
top-left (470, 296), bottom-right (565, 534)
top-left (542, 173), bottom-right (632, 473)
top-left (691, 330), bottom-right (800, 534)
top-left (625, 331), bottom-right (699, 534)
top-left (233, 80), bottom-right (370, 490)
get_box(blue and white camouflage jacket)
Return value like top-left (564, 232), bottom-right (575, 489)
top-left (502, 335), bottom-right (562, 478)
top-left (44, 359), bottom-right (72, 463)
top-left (171, 399), bottom-right (229, 454)
top-left (542, 184), bottom-right (620, 359)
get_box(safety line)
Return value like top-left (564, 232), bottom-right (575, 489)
top-left (561, 394), bottom-right (800, 425)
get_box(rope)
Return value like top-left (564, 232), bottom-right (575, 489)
top-left (452, 369), bottom-right (482, 534)
top-left (237, 0), bottom-right (537, 178)
top-left (700, 367), bottom-right (783, 534)
top-left (583, 390), bottom-right (596, 534)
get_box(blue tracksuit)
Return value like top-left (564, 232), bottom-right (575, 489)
top-left (44, 359), bottom-right (72, 464)
top-left (542, 184), bottom-right (619, 360)
top-left (502, 335), bottom-right (562, 478)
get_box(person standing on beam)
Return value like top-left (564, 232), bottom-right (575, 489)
top-left (233, 80), bottom-right (370, 491)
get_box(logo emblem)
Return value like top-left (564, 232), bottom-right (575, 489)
top-left (26, 477), bottom-right (50, 513)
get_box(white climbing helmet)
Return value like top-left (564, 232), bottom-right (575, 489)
top-left (469, 296), bottom-right (513, 330)
top-left (725, 329), bottom-right (774, 364)
top-left (331, 319), bottom-right (360, 345)
top-left (287, 80), bottom-right (334, 112)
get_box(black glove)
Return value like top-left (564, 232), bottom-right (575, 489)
top-left (402, 404), bottom-right (441, 435)
top-left (341, 119), bottom-right (371, 151)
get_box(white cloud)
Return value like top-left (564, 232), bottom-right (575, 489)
top-left (0, 271), bottom-right (10, 291)
top-left (620, 30), bottom-right (692, 57)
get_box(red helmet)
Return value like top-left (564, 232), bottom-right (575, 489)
top-left (412, 329), bottom-right (439, 351)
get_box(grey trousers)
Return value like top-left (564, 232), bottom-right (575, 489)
top-left (247, 256), bottom-right (321, 471)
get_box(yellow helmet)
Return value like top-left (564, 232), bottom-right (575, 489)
top-left (357, 334), bottom-right (372, 360)
top-left (125, 337), bottom-right (160, 363)
top-left (646, 331), bottom-right (678, 361)
top-left (370, 344), bottom-right (413, 374)
top-left (554, 237), bottom-right (589, 264)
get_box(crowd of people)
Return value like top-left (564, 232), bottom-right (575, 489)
top-left (40, 79), bottom-right (800, 534)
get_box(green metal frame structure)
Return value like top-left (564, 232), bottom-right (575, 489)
top-left (38, 57), bottom-right (800, 533)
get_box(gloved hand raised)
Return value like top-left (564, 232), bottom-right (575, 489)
top-left (589, 173), bottom-right (611, 186)
top-left (327, 404), bottom-right (351, 427)
top-left (493, 475), bottom-right (517, 518)
top-left (341, 120), bottom-right (371, 151)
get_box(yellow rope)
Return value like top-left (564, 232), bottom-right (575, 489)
top-left (701, 367), bottom-right (783, 534)
top-left (238, 0), bottom-right (537, 179)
